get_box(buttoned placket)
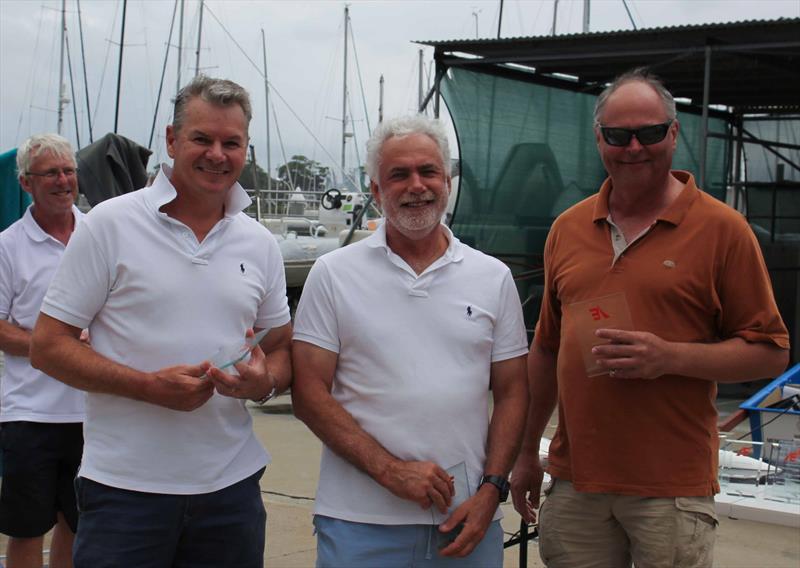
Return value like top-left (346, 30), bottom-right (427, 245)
top-left (606, 215), bottom-right (656, 266)
top-left (161, 214), bottom-right (231, 266)
top-left (382, 246), bottom-right (458, 299)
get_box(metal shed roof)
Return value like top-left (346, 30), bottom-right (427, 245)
top-left (417, 18), bottom-right (800, 113)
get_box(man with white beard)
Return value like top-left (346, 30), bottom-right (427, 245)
top-left (292, 115), bottom-right (529, 567)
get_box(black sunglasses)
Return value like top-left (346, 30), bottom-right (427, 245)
top-left (599, 120), bottom-right (673, 147)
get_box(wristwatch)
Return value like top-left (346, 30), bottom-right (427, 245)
top-left (479, 474), bottom-right (510, 502)
top-left (252, 375), bottom-right (278, 405)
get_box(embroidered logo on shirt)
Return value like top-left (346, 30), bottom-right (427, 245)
top-left (589, 306), bottom-right (610, 321)
top-left (466, 306), bottom-right (473, 317)
top-left (663, 259), bottom-right (676, 269)
top-left (240, 263), bottom-right (246, 274)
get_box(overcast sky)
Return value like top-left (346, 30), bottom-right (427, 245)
top-left (1, 0), bottom-right (798, 182)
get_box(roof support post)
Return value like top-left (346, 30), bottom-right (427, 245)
top-left (699, 44), bottom-right (712, 189)
top-left (732, 114), bottom-right (744, 212)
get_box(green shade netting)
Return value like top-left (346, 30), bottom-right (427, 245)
top-left (440, 67), bottom-right (730, 262)
top-left (0, 148), bottom-right (30, 232)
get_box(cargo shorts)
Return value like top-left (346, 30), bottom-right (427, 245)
top-left (538, 478), bottom-right (717, 568)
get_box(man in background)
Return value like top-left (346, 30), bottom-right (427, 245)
top-left (1, 133), bottom-right (84, 568)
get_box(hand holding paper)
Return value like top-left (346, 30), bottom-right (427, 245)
top-left (592, 329), bottom-right (675, 380)
top-left (565, 292), bottom-right (634, 377)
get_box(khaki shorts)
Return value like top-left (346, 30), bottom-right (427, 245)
top-left (538, 478), bottom-right (717, 568)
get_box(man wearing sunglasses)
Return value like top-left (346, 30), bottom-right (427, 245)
top-left (511, 68), bottom-right (789, 568)
top-left (1, 134), bottom-right (85, 568)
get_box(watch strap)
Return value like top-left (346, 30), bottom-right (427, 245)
top-left (480, 474), bottom-right (510, 502)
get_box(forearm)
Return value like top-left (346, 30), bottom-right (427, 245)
top-left (518, 343), bottom-right (558, 460)
top-left (30, 314), bottom-right (152, 400)
top-left (293, 382), bottom-right (399, 482)
top-left (264, 344), bottom-right (291, 393)
top-left (0, 320), bottom-right (31, 357)
top-left (484, 356), bottom-right (529, 476)
top-left (668, 337), bottom-right (788, 383)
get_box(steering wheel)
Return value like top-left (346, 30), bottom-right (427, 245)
top-left (321, 188), bottom-right (344, 210)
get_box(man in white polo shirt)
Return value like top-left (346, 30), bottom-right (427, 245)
top-left (292, 115), bottom-right (529, 567)
top-left (30, 76), bottom-right (291, 567)
top-left (1, 133), bottom-right (84, 568)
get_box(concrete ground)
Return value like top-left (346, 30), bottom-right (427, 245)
top-left (1, 391), bottom-right (799, 567)
top-left (256, 396), bottom-right (800, 568)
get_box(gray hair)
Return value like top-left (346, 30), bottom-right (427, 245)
top-left (16, 133), bottom-right (75, 176)
top-left (366, 115), bottom-right (451, 181)
top-left (172, 75), bottom-right (252, 133)
top-left (593, 67), bottom-right (677, 126)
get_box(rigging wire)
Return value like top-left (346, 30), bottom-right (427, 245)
top-left (139, 0), bottom-right (157, 134)
top-left (203, 2), bottom-right (357, 187)
top-left (348, 19), bottom-right (372, 136)
top-left (629, 0), bottom-right (646, 30)
top-left (65, 29), bottom-right (81, 147)
top-left (15, 2), bottom-right (47, 142)
top-left (92, 1), bottom-right (121, 127)
top-left (621, 0), bottom-right (638, 30)
top-left (44, 6), bottom-right (59, 133)
top-left (76, 0), bottom-right (93, 143)
top-left (148, 0), bottom-right (179, 150)
top-left (272, 100), bottom-right (295, 190)
top-left (529, 0), bottom-right (546, 36)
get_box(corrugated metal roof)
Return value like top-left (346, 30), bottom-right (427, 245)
top-left (417, 18), bottom-right (800, 112)
top-left (415, 17), bottom-right (800, 46)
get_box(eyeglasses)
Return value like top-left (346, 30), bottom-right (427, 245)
top-left (25, 167), bottom-right (79, 180)
top-left (599, 120), bottom-right (673, 147)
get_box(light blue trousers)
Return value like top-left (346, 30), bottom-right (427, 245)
top-left (313, 515), bottom-right (503, 568)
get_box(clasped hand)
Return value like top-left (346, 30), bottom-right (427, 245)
top-left (205, 329), bottom-right (274, 401)
top-left (592, 328), bottom-right (674, 379)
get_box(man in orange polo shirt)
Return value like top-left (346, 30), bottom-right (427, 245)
top-left (510, 67), bottom-right (789, 568)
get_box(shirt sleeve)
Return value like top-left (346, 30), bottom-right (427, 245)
top-left (0, 236), bottom-right (13, 320)
top-left (292, 257), bottom-right (340, 354)
top-left (491, 268), bottom-right (529, 362)
top-left (254, 232), bottom-right (291, 330)
top-left (717, 219), bottom-right (789, 348)
top-left (40, 217), bottom-right (112, 329)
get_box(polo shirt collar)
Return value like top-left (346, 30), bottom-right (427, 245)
top-left (144, 163), bottom-right (252, 217)
top-left (365, 221), bottom-right (465, 263)
top-left (21, 204), bottom-right (83, 243)
top-left (592, 169), bottom-right (700, 227)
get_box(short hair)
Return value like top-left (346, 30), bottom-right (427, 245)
top-left (593, 67), bottom-right (677, 126)
top-left (172, 75), bottom-right (252, 133)
top-left (16, 133), bottom-right (75, 176)
top-left (366, 115), bottom-right (451, 181)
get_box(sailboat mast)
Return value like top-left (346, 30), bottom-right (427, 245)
top-left (261, 29), bottom-right (271, 195)
top-left (341, 5), bottom-right (349, 174)
top-left (57, 0), bottom-right (66, 134)
top-left (177, 0), bottom-right (184, 92)
top-left (113, 0), bottom-right (127, 133)
top-left (418, 49), bottom-right (423, 113)
top-left (379, 75), bottom-right (384, 124)
top-left (194, 0), bottom-right (204, 77)
top-left (76, 0), bottom-right (93, 143)
top-left (583, 0), bottom-right (590, 32)
top-left (551, 0), bottom-right (559, 36)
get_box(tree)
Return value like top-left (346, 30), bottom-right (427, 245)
top-left (238, 161), bottom-right (279, 191)
top-left (277, 155), bottom-right (330, 193)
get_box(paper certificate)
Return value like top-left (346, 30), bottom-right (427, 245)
top-left (565, 292), bottom-right (634, 377)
